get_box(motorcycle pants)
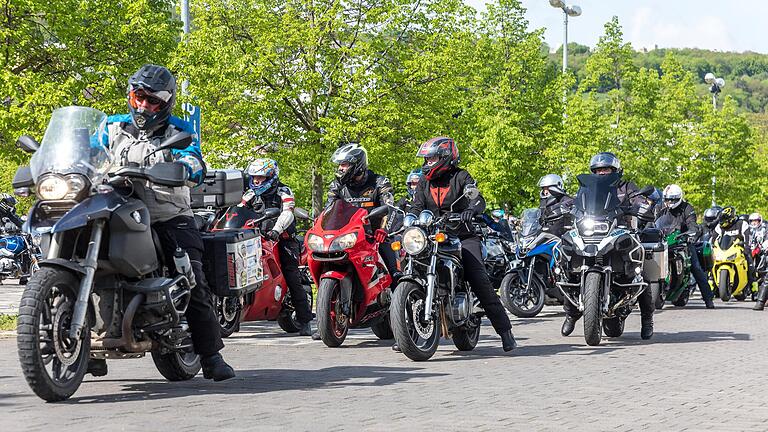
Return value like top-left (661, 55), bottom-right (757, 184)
top-left (460, 236), bottom-right (512, 334)
top-left (277, 237), bottom-right (313, 324)
top-left (688, 243), bottom-right (714, 301)
top-left (153, 216), bottom-right (224, 357)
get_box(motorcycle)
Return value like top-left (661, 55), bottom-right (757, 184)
top-left (208, 204), bottom-right (313, 337)
top-left (304, 199), bottom-right (394, 347)
top-left (499, 208), bottom-right (563, 318)
top-left (750, 240), bottom-right (768, 301)
top-left (482, 228), bottom-right (517, 290)
top-left (0, 220), bottom-right (40, 285)
top-left (652, 214), bottom-right (695, 308)
top-left (710, 233), bottom-right (752, 301)
top-left (558, 173), bottom-right (652, 346)
top-left (389, 186), bottom-right (486, 361)
top-left (12, 106), bottom-right (259, 401)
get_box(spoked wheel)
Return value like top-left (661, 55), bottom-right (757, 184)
top-left (17, 268), bottom-right (90, 402)
top-left (215, 295), bottom-right (241, 338)
top-left (391, 282), bottom-right (440, 361)
top-left (452, 314), bottom-right (481, 351)
top-left (316, 278), bottom-right (349, 347)
top-left (500, 271), bottom-right (545, 318)
top-left (278, 285), bottom-right (314, 333)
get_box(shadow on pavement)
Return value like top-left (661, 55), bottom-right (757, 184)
top-left (64, 365), bottom-right (447, 404)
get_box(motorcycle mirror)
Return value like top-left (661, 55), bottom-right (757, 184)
top-left (632, 185), bottom-right (655, 198)
top-left (264, 208), bottom-right (281, 219)
top-left (16, 135), bottom-right (40, 153)
top-left (158, 132), bottom-right (193, 151)
top-left (367, 206), bottom-right (389, 220)
top-left (295, 207), bottom-right (310, 220)
top-left (464, 184), bottom-right (480, 200)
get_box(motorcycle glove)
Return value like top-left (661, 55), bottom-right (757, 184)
top-left (460, 209), bottom-right (475, 224)
top-left (266, 230), bottom-right (281, 242)
top-left (374, 229), bottom-right (388, 244)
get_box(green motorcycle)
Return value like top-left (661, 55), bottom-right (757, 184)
top-left (654, 214), bottom-right (696, 309)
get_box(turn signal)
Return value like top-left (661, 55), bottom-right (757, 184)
top-left (435, 232), bottom-right (447, 243)
top-left (391, 241), bottom-right (402, 251)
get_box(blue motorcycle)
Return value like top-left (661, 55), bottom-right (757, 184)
top-left (500, 208), bottom-right (563, 318)
top-left (0, 220), bottom-right (39, 285)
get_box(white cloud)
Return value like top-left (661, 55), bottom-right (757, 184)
top-left (625, 8), bottom-right (734, 51)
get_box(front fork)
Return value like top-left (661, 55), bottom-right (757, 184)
top-left (69, 219), bottom-right (105, 340)
top-left (423, 244), bottom-right (439, 318)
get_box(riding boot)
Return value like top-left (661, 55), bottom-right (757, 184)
top-left (500, 329), bottom-right (517, 351)
top-left (753, 283), bottom-right (768, 311)
top-left (201, 353), bottom-right (235, 381)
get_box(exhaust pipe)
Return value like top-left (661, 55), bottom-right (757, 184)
top-left (96, 293), bottom-right (152, 352)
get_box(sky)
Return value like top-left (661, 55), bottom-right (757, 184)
top-left (466, 0), bottom-right (768, 54)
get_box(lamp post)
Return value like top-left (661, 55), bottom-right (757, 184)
top-left (704, 73), bottom-right (725, 206)
top-left (548, 0), bottom-right (582, 74)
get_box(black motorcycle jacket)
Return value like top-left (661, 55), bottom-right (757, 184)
top-left (326, 169), bottom-right (393, 230)
top-left (655, 201), bottom-right (699, 237)
top-left (409, 167), bottom-right (485, 239)
top-left (539, 193), bottom-right (574, 237)
top-left (243, 181), bottom-right (297, 235)
top-left (714, 219), bottom-right (751, 246)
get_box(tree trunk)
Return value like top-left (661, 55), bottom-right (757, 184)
top-left (311, 164), bottom-right (324, 218)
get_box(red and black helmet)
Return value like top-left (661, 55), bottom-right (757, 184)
top-left (417, 136), bottom-right (459, 180)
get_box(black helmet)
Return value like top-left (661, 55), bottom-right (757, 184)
top-left (703, 205), bottom-right (723, 229)
top-left (589, 152), bottom-right (622, 174)
top-left (417, 136), bottom-right (459, 180)
top-left (331, 144), bottom-right (368, 185)
top-left (0, 193), bottom-right (16, 211)
top-left (127, 64), bottom-right (177, 130)
top-left (719, 206), bottom-right (737, 229)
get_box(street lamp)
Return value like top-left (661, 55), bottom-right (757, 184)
top-left (704, 72), bottom-right (725, 206)
top-left (549, 0), bottom-right (582, 74)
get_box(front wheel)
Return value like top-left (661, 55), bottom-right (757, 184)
top-left (316, 278), bottom-right (349, 347)
top-left (17, 267), bottom-right (90, 402)
top-left (371, 316), bottom-right (394, 340)
top-left (582, 272), bottom-right (603, 346)
top-left (452, 315), bottom-right (481, 351)
top-left (151, 346), bottom-right (201, 381)
top-left (718, 269), bottom-right (731, 302)
top-left (672, 286), bottom-right (690, 307)
top-left (390, 281), bottom-right (440, 361)
top-left (602, 316), bottom-right (625, 337)
top-left (499, 271), bottom-right (545, 318)
top-left (278, 285), bottom-right (314, 334)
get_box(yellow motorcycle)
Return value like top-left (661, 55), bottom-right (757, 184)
top-left (710, 234), bottom-right (753, 301)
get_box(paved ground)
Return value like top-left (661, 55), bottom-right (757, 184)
top-left (1, 283), bottom-right (768, 431)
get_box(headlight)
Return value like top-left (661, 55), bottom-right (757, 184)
top-left (726, 253), bottom-right (738, 261)
top-left (307, 234), bottom-right (325, 252)
top-left (578, 218), bottom-right (610, 237)
top-left (402, 227), bottom-right (428, 255)
top-left (37, 174), bottom-right (88, 201)
top-left (330, 232), bottom-right (357, 252)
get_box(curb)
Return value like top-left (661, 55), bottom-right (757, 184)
top-left (0, 331), bottom-right (17, 339)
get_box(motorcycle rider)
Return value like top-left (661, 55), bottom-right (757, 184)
top-left (482, 209), bottom-right (514, 241)
top-left (655, 184), bottom-right (715, 309)
top-left (318, 143), bottom-right (401, 339)
top-left (711, 207), bottom-right (758, 308)
top-left (537, 174), bottom-right (573, 237)
top-left (407, 136), bottom-right (516, 352)
top-left (96, 64), bottom-right (234, 380)
top-left (395, 169), bottom-right (423, 213)
top-left (561, 152), bottom-right (655, 340)
top-left (748, 213), bottom-right (767, 252)
top-left (702, 206), bottom-right (723, 238)
top-left (240, 158), bottom-right (313, 335)
top-left (0, 193), bottom-right (23, 229)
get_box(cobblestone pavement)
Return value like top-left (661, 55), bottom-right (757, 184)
top-left (1, 287), bottom-right (767, 431)
top-left (0, 280), bottom-right (23, 315)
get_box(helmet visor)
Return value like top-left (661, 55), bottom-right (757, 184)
top-left (129, 89), bottom-right (168, 113)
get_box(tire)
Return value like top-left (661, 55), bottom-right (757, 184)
top-left (17, 267), bottom-right (90, 402)
top-left (278, 285), bottom-right (313, 333)
top-left (316, 278), bottom-right (349, 347)
top-left (500, 271), bottom-right (545, 318)
top-left (652, 283), bottom-right (664, 310)
top-left (718, 269), bottom-right (731, 302)
top-left (582, 272), bottom-right (603, 346)
top-left (371, 318), bottom-right (394, 340)
top-left (672, 287), bottom-right (690, 307)
top-left (452, 316), bottom-right (481, 351)
top-left (602, 316), bottom-right (625, 337)
top-left (390, 281), bottom-right (440, 361)
top-left (215, 295), bottom-right (241, 338)
top-left (151, 347), bottom-right (201, 381)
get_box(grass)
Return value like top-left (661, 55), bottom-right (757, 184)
top-left (0, 314), bottom-right (17, 331)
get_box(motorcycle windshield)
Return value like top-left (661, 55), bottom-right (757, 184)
top-left (574, 173), bottom-right (622, 218)
top-left (321, 199), bottom-right (365, 231)
top-left (655, 213), bottom-right (681, 235)
top-left (29, 106), bottom-right (112, 183)
top-left (520, 208), bottom-right (542, 237)
top-left (214, 206), bottom-right (260, 230)
top-left (718, 234), bottom-right (735, 250)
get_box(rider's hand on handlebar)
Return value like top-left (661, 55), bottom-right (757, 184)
top-left (374, 229), bottom-right (388, 243)
top-left (460, 209), bottom-right (475, 224)
top-left (265, 230), bottom-right (281, 242)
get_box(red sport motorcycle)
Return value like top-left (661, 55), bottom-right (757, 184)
top-left (305, 200), bottom-right (394, 347)
top-left (209, 205), bottom-right (313, 337)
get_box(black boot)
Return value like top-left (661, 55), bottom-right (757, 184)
top-left (201, 353), bottom-right (235, 381)
top-left (500, 330), bottom-right (517, 352)
top-left (561, 315), bottom-right (577, 337)
top-left (753, 283), bottom-right (768, 310)
top-left (311, 330), bottom-right (321, 340)
top-left (641, 318), bottom-right (654, 340)
top-left (87, 359), bottom-right (108, 377)
top-left (299, 322), bottom-right (312, 336)
top-left (704, 297), bottom-right (715, 309)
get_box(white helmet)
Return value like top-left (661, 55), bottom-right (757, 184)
top-left (538, 174), bottom-right (565, 198)
top-left (749, 212), bottom-right (763, 227)
top-left (662, 184), bottom-right (684, 209)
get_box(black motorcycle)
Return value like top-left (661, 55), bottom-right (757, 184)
top-left (389, 186), bottom-right (484, 361)
top-left (12, 106), bottom-right (255, 402)
top-left (482, 228), bottom-right (517, 290)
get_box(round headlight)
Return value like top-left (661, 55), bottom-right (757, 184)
top-left (64, 174), bottom-right (88, 200)
top-left (307, 234), bottom-right (325, 252)
top-left (37, 175), bottom-right (69, 200)
top-left (402, 227), bottom-right (427, 255)
top-left (330, 232), bottom-right (357, 251)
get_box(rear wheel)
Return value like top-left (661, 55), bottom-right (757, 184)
top-left (151, 346), bottom-right (200, 381)
top-left (277, 285), bottom-right (314, 333)
top-left (582, 272), bottom-right (603, 346)
top-left (215, 295), bottom-right (241, 338)
top-left (452, 315), bottom-right (481, 351)
top-left (718, 269), bottom-right (731, 302)
top-left (371, 316), bottom-right (394, 340)
top-left (602, 316), bottom-right (625, 337)
top-left (390, 281), bottom-right (440, 361)
top-left (316, 278), bottom-right (349, 347)
top-left (672, 287), bottom-right (690, 307)
top-left (652, 282), bottom-right (665, 310)
top-left (500, 271), bottom-right (545, 318)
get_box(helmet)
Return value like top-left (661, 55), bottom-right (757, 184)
top-left (417, 137), bottom-right (459, 180)
top-left (662, 184), bottom-right (684, 209)
top-left (538, 174), bottom-right (565, 198)
top-left (719, 206), bottom-right (736, 229)
top-left (0, 193), bottom-right (16, 211)
top-left (589, 152), bottom-right (622, 174)
top-left (127, 64), bottom-right (177, 131)
top-left (491, 209), bottom-right (505, 219)
top-left (405, 169), bottom-right (423, 197)
top-left (648, 188), bottom-right (662, 204)
top-left (331, 144), bottom-right (368, 185)
top-left (749, 212), bottom-right (763, 228)
top-left (703, 205), bottom-right (723, 229)
top-left (246, 158), bottom-right (279, 196)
